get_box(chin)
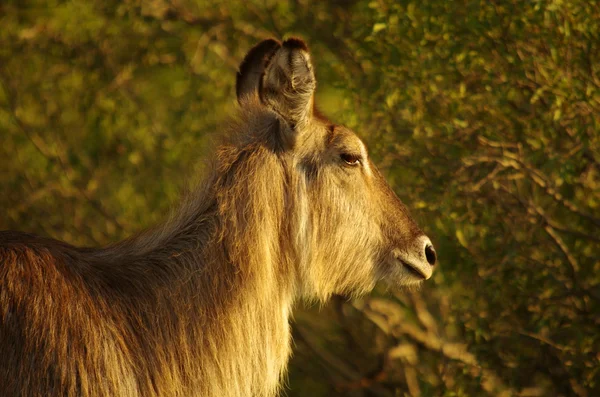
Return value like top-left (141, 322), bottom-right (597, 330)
top-left (399, 279), bottom-right (426, 291)
top-left (377, 266), bottom-right (428, 291)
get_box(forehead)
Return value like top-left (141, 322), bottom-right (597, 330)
top-left (327, 126), bottom-right (368, 153)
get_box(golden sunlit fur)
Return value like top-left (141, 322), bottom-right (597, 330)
top-left (0, 38), bottom-right (433, 396)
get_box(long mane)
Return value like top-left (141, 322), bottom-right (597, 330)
top-left (0, 100), bottom-right (296, 397)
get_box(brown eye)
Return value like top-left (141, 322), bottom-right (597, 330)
top-left (340, 153), bottom-right (361, 166)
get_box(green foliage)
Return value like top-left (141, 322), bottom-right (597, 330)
top-left (1, 0), bottom-right (598, 395)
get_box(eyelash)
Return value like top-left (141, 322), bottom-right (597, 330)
top-left (340, 153), bottom-right (361, 166)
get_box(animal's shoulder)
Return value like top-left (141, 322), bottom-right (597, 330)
top-left (0, 230), bottom-right (82, 278)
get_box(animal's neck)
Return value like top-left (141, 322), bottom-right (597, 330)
top-left (101, 158), bottom-right (296, 397)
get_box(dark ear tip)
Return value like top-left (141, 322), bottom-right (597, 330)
top-left (253, 38), bottom-right (282, 53)
top-left (282, 37), bottom-right (309, 52)
top-left (236, 39), bottom-right (282, 101)
top-left (237, 39), bottom-right (281, 76)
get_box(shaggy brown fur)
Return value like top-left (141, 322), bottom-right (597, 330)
top-left (0, 38), bottom-right (436, 397)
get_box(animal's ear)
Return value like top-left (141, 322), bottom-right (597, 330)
top-left (236, 39), bottom-right (281, 104)
top-left (259, 38), bottom-right (316, 130)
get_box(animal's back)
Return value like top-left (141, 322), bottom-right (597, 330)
top-left (0, 231), bottom-right (139, 396)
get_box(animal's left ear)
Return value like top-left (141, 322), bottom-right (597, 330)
top-left (236, 39), bottom-right (282, 104)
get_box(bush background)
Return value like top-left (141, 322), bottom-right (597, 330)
top-left (1, 0), bottom-right (598, 395)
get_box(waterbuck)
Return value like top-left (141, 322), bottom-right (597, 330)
top-left (0, 38), bottom-right (436, 397)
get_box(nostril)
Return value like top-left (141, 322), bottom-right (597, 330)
top-left (425, 244), bottom-right (436, 266)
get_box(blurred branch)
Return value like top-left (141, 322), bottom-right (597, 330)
top-left (361, 299), bottom-right (514, 396)
top-left (408, 291), bottom-right (439, 336)
top-left (516, 330), bottom-right (570, 353)
top-left (165, 0), bottom-right (227, 27)
top-left (465, 145), bottom-right (600, 227)
top-left (543, 224), bottom-right (581, 284)
top-left (468, 164), bottom-right (502, 193)
top-left (0, 70), bottom-right (124, 237)
top-left (294, 325), bottom-right (394, 397)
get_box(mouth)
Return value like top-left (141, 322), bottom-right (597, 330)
top-left (398, 259), bottom-right (427, 280)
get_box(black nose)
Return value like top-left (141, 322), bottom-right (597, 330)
top-left (425, 244), bottom-right (436, 266)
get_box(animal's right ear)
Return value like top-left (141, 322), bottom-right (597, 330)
top-left (236, 39), bottom-right (281, 104)
top-left (259, 38), bottom-right (316, 131)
